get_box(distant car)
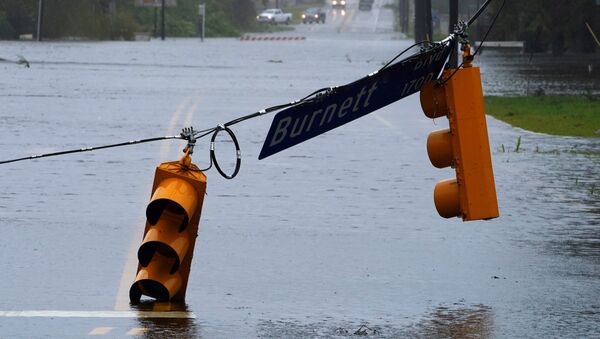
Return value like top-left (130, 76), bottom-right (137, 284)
top-left (256, 8), bottom-right (292, 25)
top-left (302, 7), bottom-right (326, 24)
top-left (331, 0), bottom-right (346, 9)
top-left (358, 0), bottom-right (374, 11)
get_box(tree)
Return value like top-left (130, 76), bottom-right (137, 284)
top-left (488, 0), bottom-right (600, 55)
top-left (0, 0), bottom-right (37, 39)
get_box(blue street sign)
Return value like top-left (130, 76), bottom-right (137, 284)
top-left (259, 41), bottom-right (454, 160)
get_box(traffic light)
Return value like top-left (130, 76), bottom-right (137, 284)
top-left (130, 152), bottom-right (206, 303)
top-left (420, 47), bottom-right (499, 221)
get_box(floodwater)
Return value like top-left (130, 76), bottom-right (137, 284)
top-left (477, 49), bottom-right (600, 96)
top-left (0, 3), bottom-right (599, 338)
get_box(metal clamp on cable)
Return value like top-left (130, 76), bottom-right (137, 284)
top-left (210, 125), bottom-right (241, 180)
top-left (180, 126), bottom-right (197, 154)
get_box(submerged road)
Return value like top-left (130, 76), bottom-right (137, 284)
top-left (1, 0), bottom-right (599, 337)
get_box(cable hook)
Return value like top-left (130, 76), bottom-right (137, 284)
top-left (180, 126), bottom-right (197, 155)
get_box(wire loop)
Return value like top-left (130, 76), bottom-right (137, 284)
top-left (209, 126), bottom-right (241, 180)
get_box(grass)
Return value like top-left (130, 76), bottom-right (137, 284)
top-left (484, 95), bottom-right (600, 138)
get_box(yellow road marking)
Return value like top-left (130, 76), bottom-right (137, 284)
top-left (374, 113), bottom-right (394, 128)
top-left (159, 96), bottom-right (192, 160)
top-left (88, 327), bottom-right (113, 335)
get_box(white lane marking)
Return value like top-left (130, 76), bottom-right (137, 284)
top-left (0, 310), bottom-right (196, 319)
top-left (88, 327), bottom-right (114, 335)
top-left (127, 328), bottom-right (149, 336)
top-left (374, 113), bottom-right (394, 128)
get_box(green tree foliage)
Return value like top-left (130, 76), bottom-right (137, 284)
top-left (488, 0), bottom-right (600, 54)
top-left (0, 0), bottom-right (37, 39)
top-left (0, 0), bottom-right (256, 40)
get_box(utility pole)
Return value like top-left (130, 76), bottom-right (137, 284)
top-left (449, 0), bottom-right (459, 68)
top-left (161, 0), bottom-right (165, 40)
top-left (37, 0), bottom-right (44, 41)
top-left (199, 2), bottom-right (205, 42)
top-left (414, 0), bottom-right (432, 43)
top-left (154, 7), bottom-right (158, 38)
top-left (399, 0), bottom-right (409, 34)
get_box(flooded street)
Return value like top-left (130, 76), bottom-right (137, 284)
top-left (477, 50), bottom-right (600, 96)
top-left (1, 1), bottom-right (600, 338)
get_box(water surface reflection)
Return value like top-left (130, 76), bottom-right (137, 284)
top-left (131, 302), bottom-right (200, 339)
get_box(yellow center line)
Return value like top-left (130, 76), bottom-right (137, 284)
top-left (374, 113), bottom-right (394, 128)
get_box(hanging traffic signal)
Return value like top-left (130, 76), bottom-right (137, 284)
top-left (130, 152), bottom-right (206, 303)
top-left (420, 46), bottom-right (499, 221)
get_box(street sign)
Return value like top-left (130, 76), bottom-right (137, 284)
top-left (135, 0), bottom-right (177, 7)
top-left (258, 41), bottom-right (454, 160)
top-left (199, 4), bottom-right (205, 16)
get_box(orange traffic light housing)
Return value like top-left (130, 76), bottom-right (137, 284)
top-left (420, 46), bottom-right (499, 221)
top-left (130, 152), bottom-right (206, 303)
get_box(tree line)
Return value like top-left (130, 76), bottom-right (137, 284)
top-left (0, 0), bottom-right (257, 40)
top-left (485, 0), bottom-right (599, 54)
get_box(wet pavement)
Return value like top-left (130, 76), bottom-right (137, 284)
top-left (1, 0), bottom-right (600, 337)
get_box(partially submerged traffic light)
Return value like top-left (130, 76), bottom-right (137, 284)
top-left (420, 44), bottom-right (499, 221)
top-left (130, 150), bottom-right (206, 303)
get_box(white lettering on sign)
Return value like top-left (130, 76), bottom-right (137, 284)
top-left (269, 116), bottom-right (292, 147)
top-left (400, 72), bottom-right (435, 97)
top-left (413, 48), bottom-right (447, 71)
top-left (268, 82), bottom-right (379, 147)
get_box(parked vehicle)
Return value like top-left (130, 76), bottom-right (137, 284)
top-left (358, 0), bottom-right (374, 11)
top-left (302, 7), bottom-right (326, 24)
top-left (331, 0), bottom-right (346, 9)
top-left (256, 8), bottom-right (292, 25)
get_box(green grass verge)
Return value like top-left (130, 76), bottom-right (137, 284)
top-left (484, 95), bottom-right (600, 138)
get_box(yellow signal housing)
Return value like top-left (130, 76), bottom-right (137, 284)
top-left (420, 64), bottom-right (499, 221)
top-left (130, 153), bottom-right (206, 303)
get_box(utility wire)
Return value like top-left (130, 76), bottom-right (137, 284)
top-left (472, 0), bottom-right (506, 58)
top-left (0, 135), bottom-right (183, 165)
top-left (438, 0), bottom-right (505, 86)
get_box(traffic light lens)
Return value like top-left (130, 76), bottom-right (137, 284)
top-left (433, 178), bottom-right (461, 218)
top-left (427, 128), bottom-right (453, 169)
top-left (137, 280), bottom-right (169, 302)
top-left (420, 81), bottom-right (448, 119)
top-left (147, 177), bottom-right (199, 231)
top-left (138, 212), bottom-right (191, 273)
top-left (130, 251), bottom-right (183, 303)
top-left (147, 199), bottom-right (189, 231)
